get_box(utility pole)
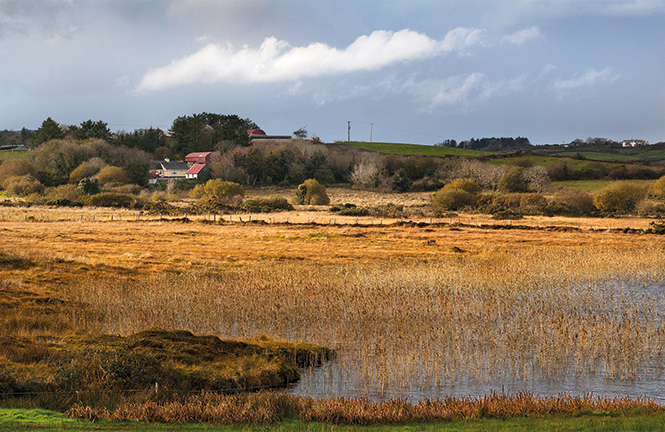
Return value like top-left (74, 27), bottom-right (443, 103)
top-left (347, 121), bottom-right (351, 142)
top-left (370, 123), bottom-right (373, 143)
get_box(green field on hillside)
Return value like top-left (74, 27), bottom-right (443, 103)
top-left (551, 148), bottom-right (665, 163)
top-left (342, 142), bottom-right (485, 157)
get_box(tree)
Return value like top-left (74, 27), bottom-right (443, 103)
top-left (524, 166), bottom-right (551, 193)
top-left (293, 127), bottom-right (308, 139)
top-left (72, 120), bottom-right (112, 141)
top-left (115, 128), bottom-right (166, 153)
top-left (31, 117), bottom-right (65, 146)
top-left (169, 112), bottom-right (258, 155)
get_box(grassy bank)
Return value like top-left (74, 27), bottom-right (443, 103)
top-left (3, 406), bottom-right (665, 431)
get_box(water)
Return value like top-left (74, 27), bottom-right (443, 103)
top-left (290, 281), bottom-right (665, 403)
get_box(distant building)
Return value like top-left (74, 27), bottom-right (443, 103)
top-left (150, 159), bottom-right (190, 179)
top-left (622, 139), bottom-right (649, 147)
top-left (185, 152), bottom-right (212, 165)
top-left (186, 163), bottom-right (210, 180)
top-left (248, 129), bottom-right (291, 140)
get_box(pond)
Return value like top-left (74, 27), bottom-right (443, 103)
top-left (290, 281), bottom-right (665, 403)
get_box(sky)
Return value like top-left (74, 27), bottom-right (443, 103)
top-left (1, 0), bottom-right (664, 145)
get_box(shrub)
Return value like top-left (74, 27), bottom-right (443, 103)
top-left (203, 179), bottom-right (244, 203)
top-left (492, 193), bottom-right (522, 210)
top-left (69, 158), bottom-right (107, 184)
top-left (593, 182), bottom-right (646, 213)
top-left (44, 184), bottom-right (83, 203)
top-left (3, 175), bottom-right (44, 196)
top-left (635, 200), bottom-right (665, 217)
top-left (0, 159), bottom-right (36, 182)
top-left (443, 179), bottom-right (481, 194)
top-left (78, 178), bottom-right (100, 195)
top-left (240, 197), bottom-right (294, 213)
top-left (84, 192), bottom-right (137, 208)
top-left (292, 179), bottom-right (329, 205)
top-left (432, 188), bottom-right (476, 211)
top-left (519, 193), bottom-right (548, 213)
top-left (498, 167), bottom-right (528, 192)
top-left (650, 175), bottom-right (665, 198)
top-left (553, 189), bottom-right (595, 215)
top-left (189, 183), bottom-right (206, 199)
top-left (97, 166), bottom-right (130, 185)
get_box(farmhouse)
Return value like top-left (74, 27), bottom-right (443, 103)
top-left (622, 139), bottom-right (649, 147)
top-left (185, 152), bottom-right (212, 165)
top-left (186, 163), bottom-right (210, 180)
top-left (150, 158), bottom-right (190, 180)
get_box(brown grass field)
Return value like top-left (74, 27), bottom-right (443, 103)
top-left (1, 192), bottom-right (664, 408)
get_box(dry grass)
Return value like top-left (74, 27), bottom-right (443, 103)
top-left (1, 205), bottom-right (664, 402)
top-left (59, 251), bottom-right (665, 395)
top-left (65, 391), bottom-right (664, 425)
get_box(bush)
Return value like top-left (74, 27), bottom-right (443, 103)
top-left (84, 192), bottom-right (137, 208)
top-left (593, 182), bottom-right (646, 213)
top-left (330, 204), bottom-right (369, 216)
top-left (443, 179), bottom-right (481, 194)
top-left (553, 189), bottom-right (595, 215)
top-left (3, 175), bottom-right (44, 196)
top-left (45, 184), bottom-right (83, 203)
top-left (432, 188), bottom-right (476, 211)
top-left (97, 166), bottom-right (131, 185)
top-left (201, 179), bottom-right (244, 204)
top-left (292, 179), bottom-right (330, 205)
top-left (498, 167), bottom-right (528, 192)
top-left (69, 158), bottom-right (107, 184)
top-left (492, 193), bottom-right (523, 210)
top-left (635, 200), bottom-right (665, 217)
top-left (240, 197), bottom-right (294, 213)
top-left (78, 178), bottom-right (100, 195)
top-left (650, 175), bottom-right (665, 198)
top-left (519, 193), bottom-right (548, 214)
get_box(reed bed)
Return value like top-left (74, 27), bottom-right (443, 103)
top-left (65, 391), bottom-right (664, 425)
top-left (64, 245), bottom-right (665, 398)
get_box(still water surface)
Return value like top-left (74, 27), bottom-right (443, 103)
top-left (290, 281), bottom-right (665, 403)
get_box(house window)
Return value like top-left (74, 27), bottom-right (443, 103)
top-left (172, 171), bottom-right (177, 175)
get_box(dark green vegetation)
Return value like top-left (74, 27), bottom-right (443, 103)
top-left (0, 329), bottom-right (331, 410)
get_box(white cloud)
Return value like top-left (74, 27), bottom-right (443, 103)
top-left (398, 72), bottom-right (527, 112)
top-left (550, 68), bottom-right (620, 101)
top-left (502, 26), bottom-right (541, 45)
top-left (135, 27), bottom-right (485, 91)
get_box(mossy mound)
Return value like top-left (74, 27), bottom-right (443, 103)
top-left (0, 329), bottom-right (332, 399)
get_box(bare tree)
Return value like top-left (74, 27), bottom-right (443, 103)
top-left (525, 166), bottom-right (551, 193)
top-left (350, 156), bottom-right (383, 187)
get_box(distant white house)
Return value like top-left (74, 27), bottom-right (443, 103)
top-left (622, 139), bottom-right (649, 147)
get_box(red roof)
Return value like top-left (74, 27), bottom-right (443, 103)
top-left (185, 152), bottom-right (212, 163)
top-left (186, 164), bottom-right (207, 175)
top-left (247, 129), bottom-right (267, 136)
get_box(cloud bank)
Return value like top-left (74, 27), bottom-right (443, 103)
top-left (135, 28), bottom-right (485, 91)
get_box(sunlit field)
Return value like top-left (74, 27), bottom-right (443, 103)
top-left (1, 202), bottom-right (664, 405)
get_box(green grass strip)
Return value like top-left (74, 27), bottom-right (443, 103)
top-left (3, 409), bottom-right (665, 432)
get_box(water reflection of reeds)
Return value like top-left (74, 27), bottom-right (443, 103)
top-left (68, 247), bottom-right (665, 400)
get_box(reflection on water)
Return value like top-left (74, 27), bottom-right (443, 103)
top-left (291, 281), bottom-right (665, 403)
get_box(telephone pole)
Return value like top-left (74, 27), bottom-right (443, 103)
top-left (347, 121), bottom-right (351, 142)
top-left (370, 123), bottom-right (373, 143)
